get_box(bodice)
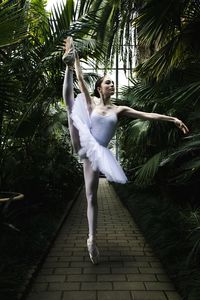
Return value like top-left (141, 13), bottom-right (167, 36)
top-left (90, 111), bottom-right (118, 147)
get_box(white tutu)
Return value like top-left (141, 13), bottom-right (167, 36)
top-left (70, 93), bottom-right (128, 184)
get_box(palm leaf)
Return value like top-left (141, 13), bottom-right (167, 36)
top-left (135, 0), bottom-right (184, 47)
top-left (136, 35), bottom-right (185, 80)
top-left (134, 151), bottom-right (165, 185)
top-left (160, 133), bottom-right (200, 167)
top-left (76, 0), bottom-right (135, 69)
top-left (166, 81), bottom-right (200, 110)
top-left (0, 0), bottom-right (27, 47)
top-left (135, 1), bottom-right (200, 78)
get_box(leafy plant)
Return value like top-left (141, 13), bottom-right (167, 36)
top-left (114, 182), bottom-right (200, 300)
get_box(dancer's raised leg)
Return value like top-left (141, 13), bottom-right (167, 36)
top-left (62, 38), bottom-right (80, 153)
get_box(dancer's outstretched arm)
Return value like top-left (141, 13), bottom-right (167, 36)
top-left (74, 53), bottom-right (93, 113)
top-left (117, 106), bottom-right (189, 134)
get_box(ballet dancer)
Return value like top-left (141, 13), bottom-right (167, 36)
top-left (62, 37), bottom-right (189, 264)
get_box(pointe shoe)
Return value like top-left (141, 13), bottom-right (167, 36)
top-left (87, 238), bottom-right (100, 265)
top-left (62, 37), bottom-right (75, 66)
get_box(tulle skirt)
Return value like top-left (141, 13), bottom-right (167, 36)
top-left (70, 93), bottom-right (128, 184)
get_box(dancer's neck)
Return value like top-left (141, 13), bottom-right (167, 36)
top-left (100, 95), bottom-right (111, 106)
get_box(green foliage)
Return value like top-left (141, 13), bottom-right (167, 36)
top-left (115, 1), bottom-right (200, 199)
top-left (0, 104), bottom-right (83, 299)
top-left (77, 0), bottom-right (136, 70)
top-left (0, 0), bottom-right (27, 47)
top-left (135, 0), bottom-right (200, 78)
top-left (114, 183), bottom-right (200, 300)
top-left (0, 0), bottom-right (104, 192)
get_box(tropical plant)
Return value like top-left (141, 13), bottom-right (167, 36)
top-left (115, 0), bottom-right (200, 200)
top-left (0, 0), bottom-right (27, 48)
top-left (76, 0), bottom-right (138, 71)
top-left (113, 182), bottom-right (200, 300)
top-left (0, 0), bottom-right (105, 191)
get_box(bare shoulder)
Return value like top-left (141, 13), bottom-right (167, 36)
top-left (113, 105), bottom-right (130, 116)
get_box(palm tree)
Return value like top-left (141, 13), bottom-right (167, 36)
top-left (76, 0), bottom-right (137, 71)
top-left (77, 0), bottom-right (200, 191)
top-left (118, 0), bottom-right (200, 195)
top-left (0, 0), bottom-right (104, 189)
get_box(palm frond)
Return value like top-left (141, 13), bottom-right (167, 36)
top-left (134, 151), bottom-right (165, 185)
top-left (167, 81), bottom-right (200, 111)
top-left (0, 0), bottom-right (27, 47)
top-left (76, 0), bottom-right (135, 69)
top-left (126, 119), bottom-right (150, 145)
top-left (136, 34), bottom-right (185, 80)
top-left (135, 0), bottom-right (184, 47)
top-left (160, 133), bottom-right (200, 167)
top-left (135, 0), bottom-right (200, 78)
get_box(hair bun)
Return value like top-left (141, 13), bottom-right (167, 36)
top-left (93, 76), bottom-right (105, 98)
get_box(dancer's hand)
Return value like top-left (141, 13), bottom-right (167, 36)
top-left (174, 118), bottom-right (189, 134)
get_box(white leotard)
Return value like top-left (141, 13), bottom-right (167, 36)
top-left (71, 93), bottom-right (127, 183)
top-left (90, 111), bottom-right (117, 147)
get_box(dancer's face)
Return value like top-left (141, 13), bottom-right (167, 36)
top-left (98, 76), bottom-right (115, 98)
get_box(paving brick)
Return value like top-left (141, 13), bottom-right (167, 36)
top-left (144, 281), bottom-right (175, 291)
top-left (35, 275), bottom-right (65, 283)
top-left (83, 267), bottom-right (111, 274)
top-left (109, 256), bottom-right (136, 262)
top-left (127, 274), bottom-right (156, 281)
top-left (54, 267), bottom-right (81, 274)
top-left (131, 291), bottom-right (167, 300)
top-left (43, 262), bottom-right (70, 268)
top-left (149, 261), bottom-right (163, 268)
top-left (72, 250), bottom-right (87, 256)
top-left (111, 267), bottom-right (139, 274)
top-left (63, 291), bottom-right (96, 300)
top-left (98, 291), bottom-right (131, 300)
top-left (113, 281), bottom-right (145, 290)
top-left (59, 256), bottom-right (84, 262)
top-left (165, 291), bottom-right (182, 300)
top-left (128, 261), bottom-right (150, 267)
top-left (85, 256), bottom-right (109, 262)
top-left (81, 282), bottom-right (112, 290)
top-left (70, 261), bottom-right (96, 267)
top-left (101, 251), bottom-right (121, 256)
top-left (67, 274), bottom-right (96, 282)
top-left (97, 274), bottom-right (126, 281)
top-left (134, 256), bottom-right (159, 262)
top-left (48, 282), bottom-right (80, 291)
top-left (101, 261), bottom-right (124, 267)
top-left (139, 267), bottom-right (165, 274)
top-left (156, 274), bottom-right (171, 282)
top-left (27, 291), bottom-right (62, 300)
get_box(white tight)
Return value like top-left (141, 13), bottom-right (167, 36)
top-left (83, 159), bottom-right (99, 239)
top-left (62, 66), bottom-right (80, 153)
top-left (63, 66), bottom-right (99, 240)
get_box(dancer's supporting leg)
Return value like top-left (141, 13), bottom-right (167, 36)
top-left (83, 159), bottom-right (99, 238)
top-left (83, 158), bottom-right (100, 264)
top-left (62, 63), bottom-right (80, 153)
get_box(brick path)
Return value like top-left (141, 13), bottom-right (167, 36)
top-left (26, 179), bottom-right (182, 300)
